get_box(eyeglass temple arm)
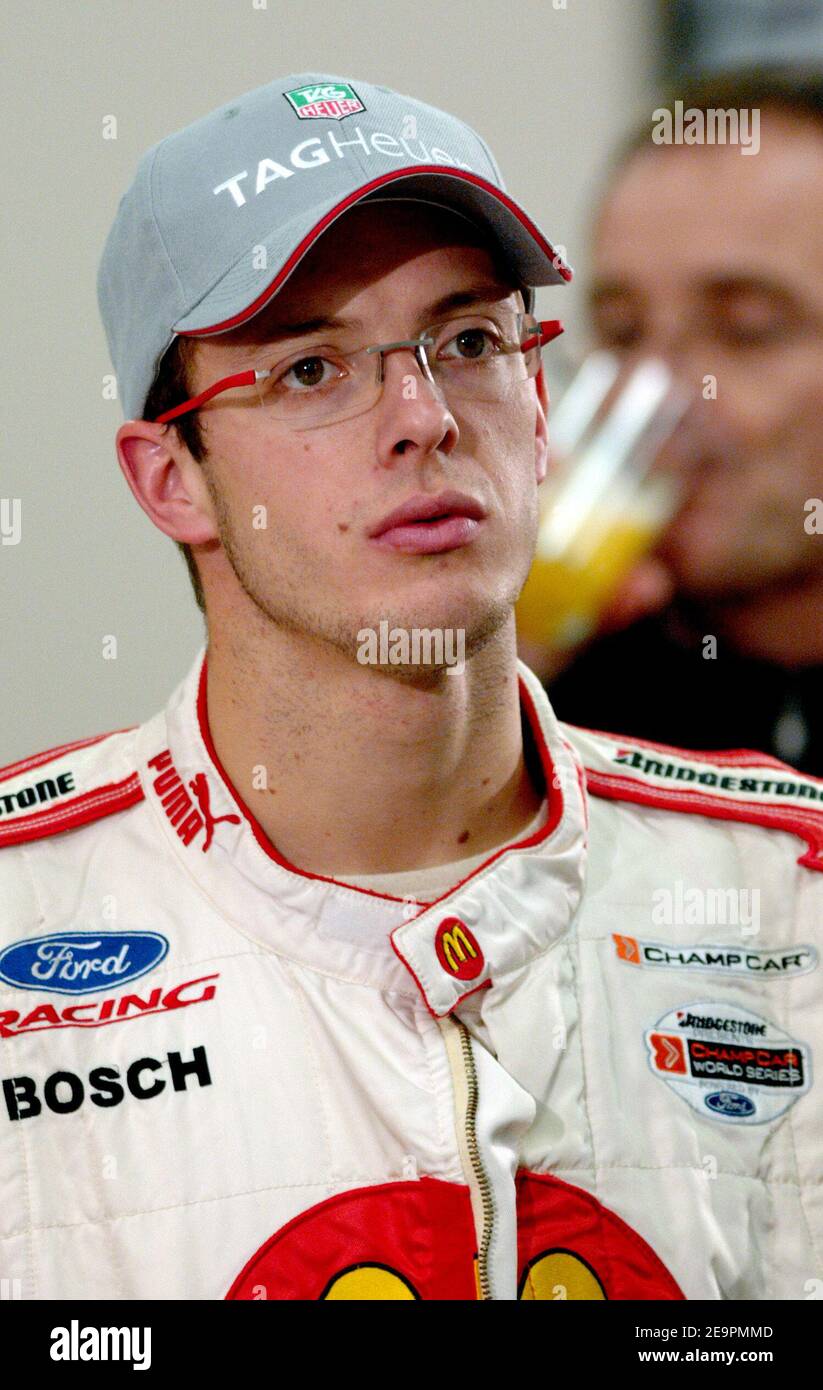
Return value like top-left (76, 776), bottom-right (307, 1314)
top-left (155, 368), bottom-right (268, 424)
top-left (521, 319), bottom-right (564, 355)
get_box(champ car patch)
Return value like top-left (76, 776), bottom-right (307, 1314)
top-left (646, 1002), bottom-right (811, 1124)
top-left (614, 934), bottom-right (818, 978)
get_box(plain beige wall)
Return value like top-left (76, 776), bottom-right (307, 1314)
top-left (1, 0), bottom-right (655, 762)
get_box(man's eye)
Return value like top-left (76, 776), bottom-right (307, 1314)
top-left (598, 326), bottom-right (645, 351)
top-left (591, 311), bottom-right (645, 352)
top-left (279, 355), bottom-right (341, 390)
top-left (439, 327), bottom-right (499, 361)
top-left (716, 319), bottom-right (788, 348)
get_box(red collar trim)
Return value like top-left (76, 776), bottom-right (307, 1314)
top-left (194, 654), bottom-right (562, 903)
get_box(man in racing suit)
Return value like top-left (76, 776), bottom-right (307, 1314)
top-left (1, 73), bottom-right (821, 1300)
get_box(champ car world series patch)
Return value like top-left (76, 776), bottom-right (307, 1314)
top-left (646, 1002), bottom-right (811, 1124)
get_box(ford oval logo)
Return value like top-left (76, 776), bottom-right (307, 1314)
top-left (705, 1090), bottom-right (756, 1118)
top-left (0, 931), bottom-right (169, 995)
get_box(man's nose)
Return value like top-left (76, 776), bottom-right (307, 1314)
top-left (631, 350), bottom-right (727, 479)
top-left (374, 347), bottom-right (459, 464)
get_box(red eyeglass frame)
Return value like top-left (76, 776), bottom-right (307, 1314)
top-left (153, 318), bottom-right (564, 425)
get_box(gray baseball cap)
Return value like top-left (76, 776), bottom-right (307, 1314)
top-left (97, 72), bottom-right (572, 421)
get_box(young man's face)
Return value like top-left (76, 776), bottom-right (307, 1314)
top-left (181, 202), bottom-right (548, 662)
top-left (589, 109), bottom-right (823, 600)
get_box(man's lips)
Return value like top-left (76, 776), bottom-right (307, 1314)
top-left (368, 491), bottom-right (487, 554)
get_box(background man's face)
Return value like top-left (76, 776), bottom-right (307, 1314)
top-left (187, 202), bottom-right (546, 665)
top-left (589, 108), bottom-right (823, 600)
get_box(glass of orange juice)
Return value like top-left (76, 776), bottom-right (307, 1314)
top-left (517, 355), bottom-right (689, 652)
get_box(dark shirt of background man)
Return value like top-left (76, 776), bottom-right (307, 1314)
top-left (548, 611), bottom-right (823, 776)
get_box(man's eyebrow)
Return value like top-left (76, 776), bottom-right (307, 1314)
top-left (244, 313), bottom-right (364, 343)
top-left (291, 285), bottom-right (517, 332)
top-left (701, 273), bottom-right (797, 305)
top-left (420, 282), bottom-right (520, 319)
top-left (588, 280), bottom-right (631, 305)
top-left (589, 273), bottom-right (797, 304)
top-left (238, 283), bottom-right (519, 354)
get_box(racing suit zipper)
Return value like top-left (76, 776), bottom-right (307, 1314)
top-left (439, 1015), bottom-right (495, 1300)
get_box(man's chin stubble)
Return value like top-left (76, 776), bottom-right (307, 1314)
top-left (229, 563), bottom-right (514, 676)
top-left (215, 506), bottom-right (523, 674)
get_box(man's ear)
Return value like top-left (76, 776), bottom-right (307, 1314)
top-left (115, 419), bottom-right (218, 544)
top-left (534, 364), bottom-right (550, 486)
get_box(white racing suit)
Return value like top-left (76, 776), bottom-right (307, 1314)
top-left (0, 650), bottom-right (821, 1300)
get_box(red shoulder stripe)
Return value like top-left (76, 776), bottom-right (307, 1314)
top-left (585, 768), bottom-right (823, 873)
top-left (0, 725), bottom-right (142, 847)
top-left (0, 774), bottom-right (144, 847)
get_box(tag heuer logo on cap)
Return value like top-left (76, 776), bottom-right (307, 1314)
top-left (284, 83), bottom-right (365, 121)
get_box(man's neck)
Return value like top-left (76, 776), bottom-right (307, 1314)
top-left (203, 618), bottom-right (543, 879)
top-left (691, 567), bottom-right (823, 669)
